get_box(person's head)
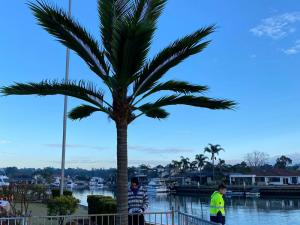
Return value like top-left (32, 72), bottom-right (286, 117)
top-left (218, 183), bottom-right (227, 195)
top-left (131, 177), bottom-right (139, 189)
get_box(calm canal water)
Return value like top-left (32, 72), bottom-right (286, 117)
top-left (73, 189), bottom-right (300, 225)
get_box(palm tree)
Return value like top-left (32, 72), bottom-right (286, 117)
top-left (171, 160), bottom-right (181, 174)
top-left (204, 144), bottom-right (224, 181)
top-left (190, 161), bottom-right (198, 171)
top-left (1, 0), bottom-right (235, 220)
top-left (195, 154), bottom-right (208, 184)
top-left (180, 156), bottom-right (190, 173)
top-left (218, 158), bottom-right (226, 174)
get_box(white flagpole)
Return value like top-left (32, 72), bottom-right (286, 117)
top-left (60, 0), bottom-right (72, 196)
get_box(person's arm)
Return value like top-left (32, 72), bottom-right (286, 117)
top-left (142, 189), bottom-right (149, 212)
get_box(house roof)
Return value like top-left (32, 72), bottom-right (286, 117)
top-left (252, 169), bottom-right (300, 177)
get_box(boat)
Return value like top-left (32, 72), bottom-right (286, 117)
top-left (134, 174), bottom-right (149, 187)
top-left (51, 177), bottom-right (60, 188)
top-left (147, 178), bottom-right (169, 193)
top-left (66, 180), bottom-right (76, 189)
top-left (89, 177), bottom-right (104, 188)
top-left (74, 181), bottom-right (88, 189)
top-left (246, 192), bottom-right (260, 198)
top-left (226, 190), bottom-right (245, 197)
top-left (0, 175), bottom-right (9, 187)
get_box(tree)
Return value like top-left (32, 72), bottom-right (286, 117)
top-left (195, 154), bottom-right (208, 184)
top-left (180, 156), bottom-right (190, 173)
top-left (1, 0), bottom-right (235, 221)
top-left (275, 155), bottom-right (292, 169)
top-left (204, 144), bottom-right (224, 181)
top-left (245, 151), bottom-right (269, 168)
top-left (47, 195), bottom-right (79, 225)
top-left (218, 159), bottom-right (226, 174)
top-left (190, 161), bottom-right (198, 171)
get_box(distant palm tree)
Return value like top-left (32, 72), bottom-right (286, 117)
top-left (195, 154), bottom-right (208, 184)
top-left (180, 156), bottom-right (190, 173)
top-left (190, 161), bottom-right (198, 171)
top-left (218, 158), bottom-right (226, 174)
top-left (171, 160), bottom-right (181, 174)
top-left (204, 144), bottom-right (224, 181)
top-left (1, 0), bottom-right (235, 221)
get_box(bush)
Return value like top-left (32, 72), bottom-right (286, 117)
top-left (87, 195), bottom-right (117, 225)
top-left (51, 189), bottom-right (72, 198)
top-left (47, 195), bottom-right (79, 215)
top-left (47, 195), bottom-right (79, 225)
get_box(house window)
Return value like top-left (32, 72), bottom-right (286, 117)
top-left (269, 177), bottom-right (280, 182)
top-left (291, 177), bottom-right (298, 184)
top-left (256, 177), bottom-right (265, 182)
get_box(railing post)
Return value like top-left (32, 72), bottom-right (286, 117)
top-left (171, 207), bottom-right (175, 225)
top-left (177, 206), bottom-right (180, 225)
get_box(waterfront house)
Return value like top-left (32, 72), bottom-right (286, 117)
top-left (229, 169), bottom-right (300, 186)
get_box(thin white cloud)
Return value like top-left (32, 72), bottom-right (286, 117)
top-left (282, 40), bottom-right (300, 55)
top-left (250, 12), bottom-right (300, 39)
top-left (44, 144), bottom-right (108, 151)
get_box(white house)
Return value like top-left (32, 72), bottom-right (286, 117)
top-left (229, 169), bottom-right (300, 186)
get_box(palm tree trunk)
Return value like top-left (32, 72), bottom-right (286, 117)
top-left (212, 157), bottom-right (215, 181)
top-left (199, 167), bottom-right (202, 185)
top-left (116, 123), bottom-right (128, 225)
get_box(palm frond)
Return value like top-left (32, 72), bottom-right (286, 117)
top-left (98, 0), bottom-right (131, 57)
top-left (110, 0), bottom-right (166, 85)
top-left (68, 104), bottom-right (110, 120)
top-left (132, 25), bottom-right (215, 97)
top-left (29, 1), bottom-right (109, 81)
top-left (137, 80), bottom-right (208, 103)
top-left (138, 95), bottom-right (236, 112)
top-left (137, 106), bottom-right (169, 119)
top-left (1, 80), bottom-right (104, 107)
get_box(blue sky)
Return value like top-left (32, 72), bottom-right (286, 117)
top-left (1, 0), bottom-right (300, 169)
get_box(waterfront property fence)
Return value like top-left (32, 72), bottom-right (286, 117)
top-left (0, 210), bottom-right (216, 225)
top-left (178, 212), bottom-right (218, 225)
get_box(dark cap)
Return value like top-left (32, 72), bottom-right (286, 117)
top-left (131, 177), bottom-right (139, 185)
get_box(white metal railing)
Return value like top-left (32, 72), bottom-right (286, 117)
top-left (178, 212), bottom-right (218, 225)
top-left (0, 211), bottom-right (215, 225)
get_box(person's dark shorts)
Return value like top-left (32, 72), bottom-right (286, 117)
top-left (210, 212), bottom-right (225, 225)
top-left (128, 214), bottom-right (145, 225)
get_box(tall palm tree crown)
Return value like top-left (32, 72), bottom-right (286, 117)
top-left (1, 0), bottom-right (235, 221)
top-left (195, 154), bottom-right (208, 170)
top-left (204, 144), bottom-right (224, 181)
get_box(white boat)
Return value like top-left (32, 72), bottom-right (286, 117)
top-left (89, 177), bottom-right (104, 188)
top-left (66, 180), bottom-right (76, 189)
top-left (147, 178), bottom-right (169, 193)
top-left (246, 192), bottom-right (260, 198)
top-left (0, 175), bottom-right (9, 187)
top-left (51, 177), bottom-right (60, 188)
top-left (74, 181), bottom-right (88, 189)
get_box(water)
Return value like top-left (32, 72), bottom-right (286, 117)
top-left (73, 189), bottom-right (300, 225)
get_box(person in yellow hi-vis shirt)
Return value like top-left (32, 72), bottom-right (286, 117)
top-left (210, 184), bottom-right (227, 225)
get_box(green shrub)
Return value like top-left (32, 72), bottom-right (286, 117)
top-left (51, 189), bottom-right (72, 198)
top-left (87, 195), bottom-right (117, 225)
top-left (47, 195), bottom-right (79, 225)
top-left (47, 195), bottom-right (79, 215)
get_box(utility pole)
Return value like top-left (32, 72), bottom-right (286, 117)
top-left (60, 0), bottom-right (72, 196)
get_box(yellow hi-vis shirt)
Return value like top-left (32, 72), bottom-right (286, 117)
top-left (210, 191), bottom-right (225, 216)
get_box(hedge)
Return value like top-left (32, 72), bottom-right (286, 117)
top-left (51, 189), bottom-right (73, 198)
top-left (87, 195), bottom-right (117, 225)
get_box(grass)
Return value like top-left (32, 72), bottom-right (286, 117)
top-left (16, 203), bottom-right (88, 216)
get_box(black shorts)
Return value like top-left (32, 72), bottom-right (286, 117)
top-left (128, 214), bottom-right (145, 225)
top-left (210, 214), bottom-right (225, 225)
